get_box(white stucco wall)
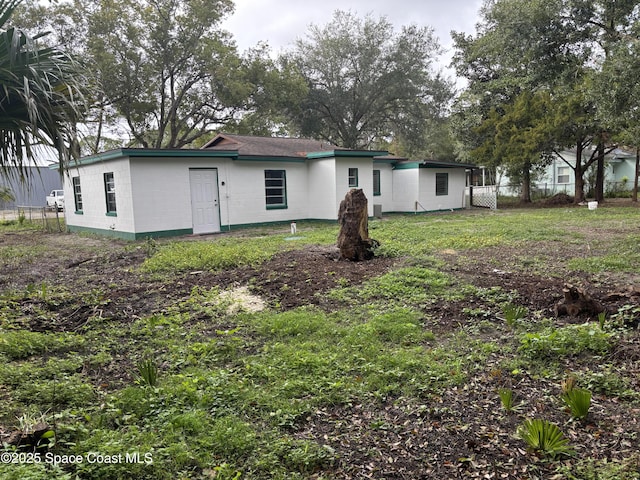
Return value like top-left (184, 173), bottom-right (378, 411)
top-left (129, 157), bottom-right (233, 234)
top-left (64, 158), bottom-right (135, 234)
top-left (372, 163), bottom-right (394, 213)
top-left (223, 160), bottom-right (310, 226)
top-left (335, 157), bottom-right (375, 216)
top-left (307, 158), bottom-right (337, 219)
top-left (392, 168), bottom-right (420, 212)
top-left (418, 168), bottom-right (467, 211)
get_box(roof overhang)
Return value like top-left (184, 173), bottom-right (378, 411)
top-left (54, 148), bottom-right (239, 169)
top-left (306, 149), bottom-right (389, 160)
top-left (393, 160), bottom-right (476, 170)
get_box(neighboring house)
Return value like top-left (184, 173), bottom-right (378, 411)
top-left (0, 165), bottom-right (62, 208)
top-left (497, 148), bottom-right (637, 197)
top-left (61, 133), bottom-right (475, 240)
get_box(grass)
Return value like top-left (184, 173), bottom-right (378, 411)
top-left (1, 207), bottom-right (640, 479)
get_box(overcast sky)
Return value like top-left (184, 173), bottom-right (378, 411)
top-left (222, 0), bottom-right (484, 83)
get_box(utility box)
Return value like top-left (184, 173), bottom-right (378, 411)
top-left (373, 204), bottom-right (382, 219)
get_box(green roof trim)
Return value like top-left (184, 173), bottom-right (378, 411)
top-left (55, 148), bottom-right (239, 168)
top-left (235, 155), bottom-right (306, 163)
top-left (393, 162), bottom-right (421, 170)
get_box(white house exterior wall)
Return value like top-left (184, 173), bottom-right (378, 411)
top-left (392, 168), bottom-right (419, 212)
top-left (64, 158), bottom-right (135, 234)
top-left (418, 168), bottom-right (467, 211)
top-left (129, 157), bottom-right (230, 233)
top-left (63, 148), bottom-right (473, 239)
top-left (307, 158), bottom-right (337, 220)
top-left (373, 163), bottom-right (394, 213)
top-left (224, 160), bottom-right (309, 226)
top-left (335, 157), bottom-right (374, 216)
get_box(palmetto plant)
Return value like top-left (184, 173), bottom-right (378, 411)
top-left (0, 0), bottom-right (84, 180)
top-left (517, 418), bottom-right (573, 458)
top-left (497, 387), bottom-right (515, 412)
top-left (136, 358), bottom-right (159, 387)
top-left (562, 387), bottom-right (592, 420)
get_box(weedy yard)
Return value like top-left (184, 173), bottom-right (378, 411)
top-left (0, 204), bottom-right (639, 479)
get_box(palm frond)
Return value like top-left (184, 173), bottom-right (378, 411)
top-left (0, 0), bottom-right (84, 182)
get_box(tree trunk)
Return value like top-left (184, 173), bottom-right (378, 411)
top-left (520, 160), bottom-right (532, 203)
top-left (595, 142), bottom-right (605, 203)
top-left (337, 189), bottom-right (379, 261)
top-left (633, 146), bottom-right (639, 203)
top-left (574, 141), bottom-right (585, 203)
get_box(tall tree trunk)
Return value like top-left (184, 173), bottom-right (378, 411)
top-left (574, 141), bottom-right (585, 204)
top-left (633, 146), bottom-right (639, 203)
top-left (595, 142), bottom-right (605, 203)
top-left (520, 160), bottom-right (532, 203)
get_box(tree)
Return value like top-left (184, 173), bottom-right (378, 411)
top-left (473, 91), bottom-right (555, 202)
top-left (16, 0), bottom-right (264, 151)
top-left (452, 0), bottom-right (638, 203)
top-left (0, 0), bottom-right (83, 180)
top-left (285, 10), bottom-right (452, 150)
top-left (591, 21), bottom-right (640, 201)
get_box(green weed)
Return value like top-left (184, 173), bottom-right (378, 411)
top-left (502, 303), bottom-right (528, 328)
top-left (0, 330), bottom-right (86, 360)
top-left (518, 323), bottom-right (613, 359)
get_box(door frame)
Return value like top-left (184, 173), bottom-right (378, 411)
top-left (189, 168), bottom-right (221, 234)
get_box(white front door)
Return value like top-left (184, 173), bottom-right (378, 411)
top-left (189, 169), bottom-right (221, 234)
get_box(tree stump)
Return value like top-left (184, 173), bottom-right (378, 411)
top-left (337, 189), bottom-right (379, 261)
top-left (554, 284), bottom-right (606, 317)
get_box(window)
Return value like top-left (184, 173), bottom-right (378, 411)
top-left (104, 172), bottom-right (117, 215)
top-left (436, 172), bottom-right (449, 196)
top-left (265, 170), bottom-right (287, 209)
top-left (72, 176), bottom-right (83, 212)
top-left (557, 166), bottom-right (570, 184)
top-left (373, 170), bottom-right (381, 196)
top-left (348, 168), bottom-right (358, 187)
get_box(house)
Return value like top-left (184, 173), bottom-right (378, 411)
top-left (496, 148), bottom-right (637, 198)
top-left (61, 134), bottom-right (475, 240)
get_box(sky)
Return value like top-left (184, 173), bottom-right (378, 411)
top-left (221, 0), bottom-right (484, 83)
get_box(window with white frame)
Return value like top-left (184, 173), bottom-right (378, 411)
top-left (557, 166), bottom-right (570, 184)
top-left (265, 170), bottom-right (287, 209)
top-left (104, 172), bottom-right (117, 214)
top-left (348, 168), bottom-right (358, 187)
top-left (72, 176), bottom-right (83, 212)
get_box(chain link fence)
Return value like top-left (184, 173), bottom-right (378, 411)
top-left (1, 206), bottom-right (65, 232)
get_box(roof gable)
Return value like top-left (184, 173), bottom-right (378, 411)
top-left (202, 133), bottom-right (339, 158)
